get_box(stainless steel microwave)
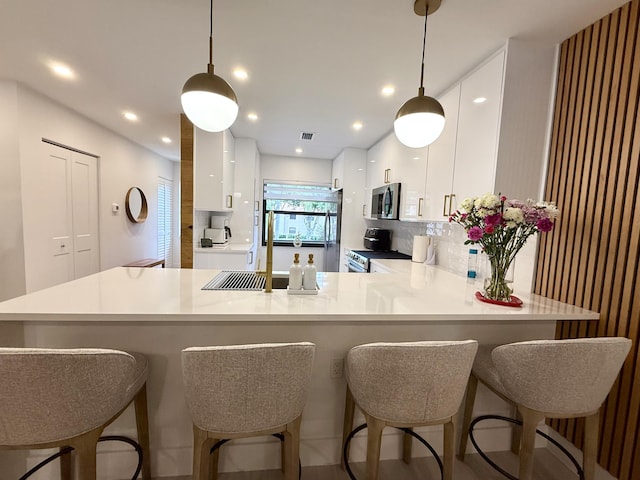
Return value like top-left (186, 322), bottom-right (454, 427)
top-left (371, 183), bottom-right (401, 220)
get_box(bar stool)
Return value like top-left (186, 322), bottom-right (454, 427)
top-left (458, 337), bottom-right (631, 480)
top-left (341, 340), bottom-right (478, 480)
top-left (181, 342), bottom-right (316, 480)
top-left (0, 347), bottom-right (152, 480)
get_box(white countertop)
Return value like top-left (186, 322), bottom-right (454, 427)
top-left (194, 242), bottom-right (253, 253)
top-left (0, 265), bottom-right (599, 323)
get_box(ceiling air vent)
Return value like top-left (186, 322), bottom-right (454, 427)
top-left (300, 132), bottom-right (315, 141)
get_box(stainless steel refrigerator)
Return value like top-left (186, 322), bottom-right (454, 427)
top-left (323, 189), bottom-right (342, 272)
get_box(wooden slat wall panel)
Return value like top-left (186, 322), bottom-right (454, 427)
top-left (534, 1), bottom-right (640, 478)
top-left (180, 114), bottom-right (194, 268)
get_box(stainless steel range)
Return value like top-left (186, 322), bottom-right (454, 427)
top-left (346, 228), bottom-right (412, 272)
top-left (346, 249), bottom-right (412, 272)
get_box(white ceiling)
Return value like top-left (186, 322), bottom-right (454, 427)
top-left (0, 0), bottom-right (627, 161)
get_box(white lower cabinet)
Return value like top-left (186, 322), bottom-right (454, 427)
top-left (193, 251), bottom-right (251, 270)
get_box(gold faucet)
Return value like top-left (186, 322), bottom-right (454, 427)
top-left (257, 210), bottom-right (274, 292)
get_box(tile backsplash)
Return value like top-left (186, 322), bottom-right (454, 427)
top-left (366, 219), bottom-right (538, 293)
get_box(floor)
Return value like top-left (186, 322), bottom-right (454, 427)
top-left (158, 448), bottom-right (588, 479)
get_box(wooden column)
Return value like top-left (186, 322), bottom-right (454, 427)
top-left (180, 114), bottom-right (194, 268)
top-left (535, 1), bottom-right (640, 478)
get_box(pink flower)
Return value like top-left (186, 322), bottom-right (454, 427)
top-left (468, 226), bottom-right (484, 241)
top-left (500, 195), bottom-right (507, 202)
top-left (536, 218), bottom-right (554, 232)
top-left (484, 225), bottom-right (495, 234)
top-left (485, 213), bottom-right (502, 227)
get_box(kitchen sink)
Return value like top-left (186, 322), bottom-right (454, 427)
top-left (202, 271), bottom-right (291, 291)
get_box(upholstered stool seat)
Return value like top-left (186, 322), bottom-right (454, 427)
top-left (458, 338), bottom-right (631, 480)
top-left (181, 342), bottom-right (316, 480)
top-left (0, 347), bottom-right (151, 480)
top-left (341, 340), bottom-right (478, 480)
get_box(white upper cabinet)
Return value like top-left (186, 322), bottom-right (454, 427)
top-left (331, 151), bottom-right (344, 190)
top-left (332, 148), bottom-right (367, 259)
top-left (232, 138), bottom-right (260, 246)
top-left (422, 83), bottom-right (460, 221)
top-left (395, 144), bottom-right (427, 221)
top-left (194, 129), bottom-right (235, 211)
top-left (418, 39), bottom-right (556, 220)
top-left (452, 51), bottom-right (504, 203)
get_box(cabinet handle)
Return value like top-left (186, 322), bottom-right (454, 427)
top-left (254, 215), bottom-right (258, 226)
top-left (248, 251), bottom-right (254, 265)
top-left (334, 178), bottom-right (339, 189)
top-left (384, 168), bottom-right (391, 184)
top-left (449, 194), bottom-right (456, 216)
top-left (226, 195), bottom-right (233, 209)
top-left (362, 204), bottom-right (366, 217)
top-left (418, 198), bottom-right (424, 217)
top-left (254, 201), bottom-right (259, 211)
top-left (443, 195), bottom-right (449, 216)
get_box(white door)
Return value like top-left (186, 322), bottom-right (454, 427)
top-left (39, 143), bottom-right (99, 289)
top-left (70, 152), bottom-right (100, 278)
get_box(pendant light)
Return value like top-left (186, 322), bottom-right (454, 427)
top-left (394, 0), bottom-right (445, 148)
top-left (181, 0), bottom-right (238, 132)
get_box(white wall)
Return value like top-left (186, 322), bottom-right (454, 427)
top-left (1, 81), bottom-right (177, 295)
top-left (258, 154), bottom-right (332, 271)
top-left (0, 82), bottom-right (27, 301)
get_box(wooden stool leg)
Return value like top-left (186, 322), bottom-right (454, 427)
top-left (341, 386), bottom-right (356, 470)
top-left (511, 407), bottom-right (523, 455)
top-left (192, 425), bottom-right (215, 480)
top-left (443, 416), bottom-right (456, 480)
top-left (365, 415), bottom-right (385, 480)
top-left (283, 415), bottom-right (302, 480)
top-left (518, 407), bottom-right (544, 480)
top-left (458, 373), bottom-right (478, 459)
top-left (134, 383), bottom-right (152, 480)
top-left (73, 429), bottom-right (101, 480)
top-left (402, 428), bottom-right (413, 464)
top-left (209, 441), bottom-right (220, 480)
top-left (59, 446), bottom-right (72, 480)
top-left (583, 411), bottom-right (599, 480)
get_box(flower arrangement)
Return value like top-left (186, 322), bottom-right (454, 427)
top-left (449, 193), bottom-right (559, 302)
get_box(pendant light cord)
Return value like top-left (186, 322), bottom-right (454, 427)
top-left (419, 9), bottom-right (428, 90)
top-left (208, 0), bottom-right (214, 66)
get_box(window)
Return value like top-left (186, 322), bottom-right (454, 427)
top-left (158, 177), bottom-right (173, 267)
top-left (262, 182), bottom-right (338, 246)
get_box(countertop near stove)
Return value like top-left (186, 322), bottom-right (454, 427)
top-left (0, 265), bottom-right (598, 323)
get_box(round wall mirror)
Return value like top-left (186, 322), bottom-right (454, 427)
top-left (125, 187), bottom-right (148, 223)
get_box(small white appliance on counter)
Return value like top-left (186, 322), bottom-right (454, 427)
top-left (204, 228), bottom-right (227, 245)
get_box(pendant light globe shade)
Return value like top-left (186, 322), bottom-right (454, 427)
top-left (181, 69), bottom-right (238, 132)
top-left (394, 93), bottom-right (445, 148)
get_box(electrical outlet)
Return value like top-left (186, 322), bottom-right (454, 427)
top-left (330, 358), bottom-right (344, 379)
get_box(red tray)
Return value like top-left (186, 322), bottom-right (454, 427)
top-left (475, 291), bottom-right (523, 308)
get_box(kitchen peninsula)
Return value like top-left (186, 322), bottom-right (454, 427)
top-left (0, 265), bottom-right (598, 478)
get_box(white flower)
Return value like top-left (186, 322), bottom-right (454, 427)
top-left (474, 193), bottom-right (500, 210)
top-left (503, 207), bottom-right (525, 225)
top-left (459, 197), bottom-right (474, 213)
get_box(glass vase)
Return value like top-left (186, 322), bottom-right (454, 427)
top-left (483, 254), bottom-right (514, 302)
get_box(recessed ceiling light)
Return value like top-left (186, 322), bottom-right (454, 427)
top-left (413, 156), bottom-right (421, 160)
top-left (295, 148), bottom-right (303, 154)
top-left (50, 62), bottom-right (75, 80)
top-left (352, 121), bottom-right (363, 131)
top-left (234, 69), bottom-right (248, 80)
top-left (247, 112), bottom-right (259, 121)
top-left (161, 137), bottom-right (172, 144)
top-left (123, 111), bottom-right (138, 121)
top-left (381, 85), bottom-right (395, 96)
top-left (357, 168), bottom-right (364, 171)
top-left (473, 97), bottom-right (487, 104)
